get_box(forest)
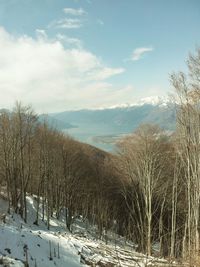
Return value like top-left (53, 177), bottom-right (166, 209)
top-left (0, 49), bottom-right (199, 265)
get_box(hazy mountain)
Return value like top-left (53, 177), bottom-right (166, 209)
top-left (38, 114), bottom-right (75, 130)
top-left (50, 97), bottom-right (176, 151)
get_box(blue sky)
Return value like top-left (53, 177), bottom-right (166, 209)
top-left (0, 0), bottom-right (199, 112)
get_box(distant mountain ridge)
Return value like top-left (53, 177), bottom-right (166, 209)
top-left (50, 97), bottom-right (176, 151)
top-left (38, 114), bottom-right (75, 131)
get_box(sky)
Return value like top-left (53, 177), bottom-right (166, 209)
top-left (0, 0), bottom-right (199, 113)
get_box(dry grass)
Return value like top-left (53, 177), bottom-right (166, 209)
top-left (187, 255), bottom-right (200, 267)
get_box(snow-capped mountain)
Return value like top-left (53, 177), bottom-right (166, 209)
top-left (135, 96), bottom-right (170, 107)
top-left (87, 96), bottom-right (170, 110)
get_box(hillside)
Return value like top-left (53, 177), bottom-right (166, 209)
top-left (0, 194), bottom-right (182, 267)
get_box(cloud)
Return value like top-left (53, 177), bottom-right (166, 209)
top-left (49, 7), bottom-right (87, 30)
top-left (56, 34), bottom-right (82, 48)
top-left (87, 67), bottom-right (124, 81)
top-left (0, 27), bottom-right (125, 113)
top-left (131, 47), bottom-right (153, 61)
top-left (49, 18), bottom-right (83, 29)
top-left (35, 29), bottom-right (47, 39)
top-left (35, 31), bottom-right (82, 48)
top-left (63, 7), bottom-right (86, 16)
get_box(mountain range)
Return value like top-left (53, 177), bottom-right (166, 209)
top-left (47, 97), bottom-right (176, 151)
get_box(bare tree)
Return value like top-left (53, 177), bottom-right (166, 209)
top-left (116, 124), bottom-right (170, 255)
top-left (170, 48), bottom-right (200, 259)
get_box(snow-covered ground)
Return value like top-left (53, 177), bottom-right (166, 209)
top-left (0, 195), bottom-right (183, 267)
top-left (0, 196), bottom-right (85, 267)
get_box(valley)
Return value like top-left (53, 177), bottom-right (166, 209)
top-left (49, 98), bottom-right (176, 151)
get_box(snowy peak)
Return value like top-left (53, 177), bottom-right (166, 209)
top-left (137, 96), bottom-right (169, 107)
top-left (95, 96), bottom-right (170, 110)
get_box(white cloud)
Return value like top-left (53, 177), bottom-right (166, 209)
top-left (0, 27), bottom-right (125, 113)
top-left (35, 29), bottom-right (47, 39)
top-left (131, 47), bottom-right (153, 61)
top-left (56, 34), bottom-right (82, 48)
top-left (63, 7), bottom-right (86, 16)
top-left (49, 18), bottom-right (83, 29)
top-left (49, 7), bottom-right (86, 29)
top-left (87, 67), bottom-right (124, 81)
